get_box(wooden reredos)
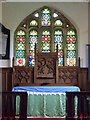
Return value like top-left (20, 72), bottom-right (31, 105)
top-left (34, 52), bottom-right (58, 84)
top-left (12, 50), bottom-right (80, 87)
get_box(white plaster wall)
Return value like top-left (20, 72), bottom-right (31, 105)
top-left (0, 3), bottom-right (2, 23)
top-left (2, 2), bottom-right (88, 67)
top-left (0, 3), bottom-right (2, 93)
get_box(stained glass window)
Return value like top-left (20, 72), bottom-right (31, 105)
top-left (14, 6), bottom-right (77, 67)
top-left (29, 29), bottom-right (38, 66)
top-left (66, 30), bottom-right (76, 66)
top-left (53, 13), bottom-right (58, 18)
top-left (34, 13), bottom-right (39, 18)
top-left (41, 8), bottom-right (51, 26)
top-left (30, 20), bottom-right (38, 26)
top-left (42, 30), bottom-right (51, 52)
top-left (15, 30), bottom-right (26, 66)
top-left (54, 20), bottom-right (63, 26)
top-left (54, 30), bottom-right (63, 66)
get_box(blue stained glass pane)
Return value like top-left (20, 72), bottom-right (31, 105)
top-left (67, 50), bottom-right (76, 58)
top-left (55, 36), bottom-right (63, 43)
top-left (16, 51), bottom-right (25, 58)
top-left (58, 58), bottom-right (63, 66)
top-left (41, 8), bottom-right (51, 26)
top-left (29, 58), bottom-right (35, 66)
top-left (29, 36), bottom-right (38, 44)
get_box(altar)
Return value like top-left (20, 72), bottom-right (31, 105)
top-left (12, 86), bottom-right (80, 117)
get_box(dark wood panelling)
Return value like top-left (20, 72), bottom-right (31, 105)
top-left (0, 68), bottom-right (13, 91)
top-left (87, 81), bottom-right (90, 91)
top-left (0, 67), bottom-right (89, 91)
top-left (58, 66), bottom-right (79, 85)
top-left (79, 68), bottom-right (88, 91)
top-left (13, 66), bottom-right (34, 87)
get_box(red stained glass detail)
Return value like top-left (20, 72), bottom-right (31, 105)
top-left (58, 51), bottom-right (63, 57)
top-left (42, 36), bottom-right (50, 42)
top-left (17, 36), bottom-right (25, 42)
top-left (67, 36), bottom-right (75, 43)
top-left (18, 59), bottom-right (23, 64)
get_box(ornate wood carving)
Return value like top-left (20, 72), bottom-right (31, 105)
top-left (58, 66), bottom-right (79, 84)
top-left (34, 52), bottom-right (58, 83)
top-left (13, 66), bottom-right (34, 86)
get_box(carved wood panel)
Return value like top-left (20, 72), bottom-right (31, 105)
top-left (13, 67), bottom-right (34, 86)
top-left (58, 66), bottom-right (79, 84)
top-left (34, 52), bottom-right (58, 83)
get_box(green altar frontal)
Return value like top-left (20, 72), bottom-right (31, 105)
top-left (13, 86), bottom-right (80, 117)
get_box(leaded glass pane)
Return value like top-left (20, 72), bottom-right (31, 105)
top-left (53, 13), bottom-right (58, 18)
top-left (34, 13), bottom-right (39, 17)
top-left (16, 58), bottom-right (25, 66)
top-left (66, 58), bottom-right (76, 66)
top-left (29, 29), bottom-right (38, 66)
top-left (67, 30), bottom-right (75, 35)
top-left (15, 30), bottom-right (26, 66)
top-left (66, 30), bottom-right (76, 66)
top-left (30, 20), bottom-right (38, 26)
top-left (16, 50), bottom-right (25, 58)
top-left (42, 30), bottom-right (51, 52)
top-left (54, 20), bottom-right (63, 26)
top-left (16, 43), bottom-right (26, 50)
top-left (15, 6), bottom-right (77, 67)
top-left (54, 30), bottom-right (63, 66)
top-left (41, 8), bottom-right (51, 26)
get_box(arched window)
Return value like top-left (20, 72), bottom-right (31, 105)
top-left (14, 6), bottom-right (77, 66)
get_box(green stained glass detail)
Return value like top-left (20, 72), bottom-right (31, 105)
top-left (54, 20), bottom-right (63, 26)
top-left (16, 30), bottom-right (26, 43)
top-left (67, 50), bottom-right (76, 58)
top-left (41, 8), bottom-right (51, 26)
top-left (54, 30), bottom-right (63, 66)
top-left (67, 44), bottom-right (76, 50)
top-left (29, 29), bottom-right (38, 66)
top-left (16, 50), bottom-right (25, 58)
top-left (14, 7), bottom-right (77, 67)
top-left (67, 30), bottom-right (75, 35)
top-left (30, 20), bottom-right (38, 26)
top-left (66, 30), bottom-right (76, 66)
top-left (17, 30), bottom-right (26, 35)
top-left (67, 36), bottom-right (76, 44)
top-left (30, 30), bottom-right (38, 36)
top-left (42, 30), bottom-right (50, 35)
top-left (15, 30), bottom-right (26, 66)
top-left (16, 43), bottom-right (26, 50)
top-left (55, 30), bottom-right (62, 35)
top-left (42, 30), bottom-right (51, 52)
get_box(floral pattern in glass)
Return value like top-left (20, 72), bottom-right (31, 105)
top-left (29, 29), bottom-right (38, 66)
top-left (66, 30), bottom-right (76, 66)
top-left (15, 30), bottom-right (26, 66)
top-left (42, 30), bottom-right (51, 52)
top-left (54, 30), bottom-right (63, 66)
top-left (41, 8), bottom-right (51, 26)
